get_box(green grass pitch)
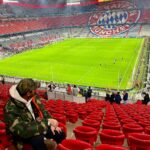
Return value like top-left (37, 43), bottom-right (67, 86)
top-left (0, 38), bottom-right (144, 89)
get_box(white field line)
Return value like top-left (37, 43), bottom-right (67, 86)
top-left (119, 40), bottom-right (144, 89)
top-left (131, 39), bottom-right (145, 81)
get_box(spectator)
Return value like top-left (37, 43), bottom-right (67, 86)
top-left (110, 92), bottom-right (115, 104)
top-left (72, 85), bottom-right (78, 96)
top-left (85, 86), bottom-right (92, 103)
top-left (4, 78), bottom-right (65, 150)
top-left (79, 87), bottom-right (84, 96)
top-left (123, 91), bottom-right (128, 104)
top-left (66, 84), bottom-right (72, 95)
top-left (115, 92), bottom-right (122, 104)
top-left (47, 82), bottom-right (53, 92)
top-left (47, 81), bottom-right (56, 92)
top-left (0, 75), bottom-right (4, 84)
top-left (142, 92), bottom-right (150, 105)
top-left (105, 92), bottom-right (110, 101)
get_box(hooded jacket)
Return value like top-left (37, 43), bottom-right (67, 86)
top-left (4, 85), bottom-right (51, 141)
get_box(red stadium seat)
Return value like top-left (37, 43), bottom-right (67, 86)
top-left (73, 126), bottom-right (97, 145)
top-left (122, 124), bottom-right (144, 137)
top-left (145, 126), bottom-right (150, 135)
top-left (85, 115), bottom-right (102, 123)
top-left (82, 119), bottom-right (101, 131)
top-left (99, 129), bottom-right (125, 146)
top-left (102, 122), bottom-right (121, 130)
top-left (96, 144), bottom-right (128, 150)
top-left (57, 139), bottom-right (93, 150)
top-left (128, 133), bottom-right (150, 150)
top-left (78, 111), bottom-right (87, 120)
top-left (120, 119), bottom-right (137, 126)
top-left (66, 111), bottom-right (78, 123)
top-left (138, 120), bottom-right (150, 128)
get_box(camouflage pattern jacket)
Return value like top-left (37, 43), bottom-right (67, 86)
top-left (4, 85), bottom-right (52, 148)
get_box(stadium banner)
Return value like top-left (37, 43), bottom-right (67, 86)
top-left (88, 0), bottom-right (150, 36)
top-left (88, 0), bottom-right (145, 37)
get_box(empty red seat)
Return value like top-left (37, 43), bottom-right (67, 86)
top-left (78, 111), bottom-right (87, 120)
top-left (57, 139), bottom-right (92, 150)
top-left (66, 112), bottom-right (78, 123)
top-left (82, 119), bottom-right (101, 131)
top-left (123, 124), bottom-right (144, 137)
top-left (102, 122), bottom-right (121, 130)
top-left (128, 133), bottom-right (150, 150)
top-left (85, 116), bottom-right (102, 123)
top-left (138, 121), bottom-right (150, 128)
top-left (73, 126), bottom-right (97, 145)
top-left (96, 144), bottom-right (128, 150)
top-left (120, 119), bottom-right (137, 126)
top-left (100, 129), bottom-right (125, 146)
top-left (103, 120), bottom-right (120, 124)
top-left (145, 126), bottom-right (150, 135)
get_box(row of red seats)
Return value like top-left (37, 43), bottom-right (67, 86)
top-left (58, 139), bottom-right (127, 150)
top-left (0, 14), bottom-right (89, 35)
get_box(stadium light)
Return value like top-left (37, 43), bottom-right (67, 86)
top-left (3, 0), bottom-right (17, 2)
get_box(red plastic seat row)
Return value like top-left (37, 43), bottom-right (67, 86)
top-left (100, 129), bottom-right (125, 146)
top-left (58, 139), bottom-right (92, 150)
top-left (96, 144), bottom-right (128, 150)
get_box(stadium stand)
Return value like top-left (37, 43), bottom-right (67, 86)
top-left (0, 0), bottom-right (149, 37)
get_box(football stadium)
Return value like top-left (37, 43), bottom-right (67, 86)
top-left (0, 0), bottom-right (150, 150)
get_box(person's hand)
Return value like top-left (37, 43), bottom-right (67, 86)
top-left (50, 126), bottom-right (62, 135)
top-left (55, 126), bottom-right (62, 133)
top-left (48, 118), bottom-right (58, 128)
top-left (50, 126), bottom-right (56, 135)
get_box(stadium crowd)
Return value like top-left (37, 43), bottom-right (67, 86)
top-left (0, 31), bottom-right (63, 58)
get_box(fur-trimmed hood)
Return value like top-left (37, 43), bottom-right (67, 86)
top-left (9, 85), bottom-right (35, 119)
top-left (9, 85), bottom-right (28, 104)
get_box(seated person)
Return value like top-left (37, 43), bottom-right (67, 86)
top-left (4, 78), bottom-right (66, 150)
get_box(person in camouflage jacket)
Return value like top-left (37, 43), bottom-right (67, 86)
top-left (4, 78), bottom-right (65, 150)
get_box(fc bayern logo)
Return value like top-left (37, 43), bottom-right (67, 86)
top-left (88, 1), bottom-right (141, 37)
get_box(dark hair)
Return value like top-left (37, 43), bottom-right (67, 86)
top-left (16, 78), bottom-right (36, 96)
